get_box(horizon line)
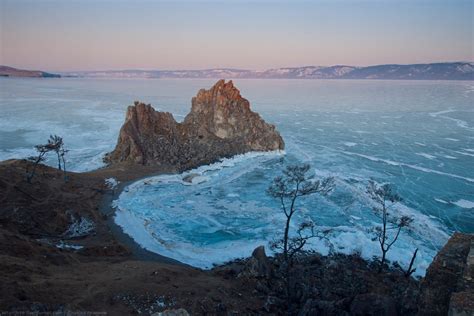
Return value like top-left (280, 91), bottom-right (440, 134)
top-left (2, 61), bottom-right (473, 74)
top-left (55, 61), bottom-right (474, 73)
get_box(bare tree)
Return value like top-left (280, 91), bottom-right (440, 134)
top-left (268, 164), bottom-right (334, 260)
top-left (394, 248), bottom-right (418, 278)
top-left (403, 248), bottom-right (418, 277)
top-left (267, 164), bottom-right (334, 308)
top-left (26, 135), bottom-right (69, 183)
top-left (47, 135), bottom-right (64, 171)
top-left (270, 220), bottom-right (332, 264)
top-left (60, 146), bottom-right (69, 182)
top-left (366, 181), bottom-right (413, 272)
top-left (26, 144), bottom-right (50, 183)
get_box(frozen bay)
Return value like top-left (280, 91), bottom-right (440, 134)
top-left (1, 78), bottom-right (473, 274)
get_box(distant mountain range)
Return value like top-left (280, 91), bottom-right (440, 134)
top-left (0, 65), bottom-right (60, 78)
top-left (2, 62), bottom-right (473, 80)
top-left (64, 62), bottom-right (473, 80)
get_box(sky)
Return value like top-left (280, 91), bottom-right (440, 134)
top-left (1, 0), bottom-right (473, 72)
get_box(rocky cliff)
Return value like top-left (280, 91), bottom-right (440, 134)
top-left (104, 80), bottom-right (284, 169)
top-left (418, 233), bottom-right (474, 316)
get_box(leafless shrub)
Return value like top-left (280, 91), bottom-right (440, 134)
top-left (366, 181), bottom-right (413, 272)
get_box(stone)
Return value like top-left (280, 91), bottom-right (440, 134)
top-left (349, 293), bottom-right (397, 316)
top-left (182, 173), bottom-right (199, 183)
top-left (240, 245), bottom-right (273, 278)
top-left (105, 80), bottom-right (284, 170)
top-left (448, 239), bottom-right (474, 316)
top-left (419, 233), bottom-right (474, 316)
top-left (449, 291), bottom-right (474, 316)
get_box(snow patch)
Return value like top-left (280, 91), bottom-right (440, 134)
top-left (452, 199), bottom-right (474, 209)
top-left (63, 216), bottom-right (95, 238)
top-left (416, 153), bottom-right (436, 160)
top-left (343, 142), bottom-right (357, 147)
top-left (56, 241), bottom-right (84, 250)
top-left (105, 177), bottom-right (119, 189)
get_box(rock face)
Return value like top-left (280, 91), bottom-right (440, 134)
top-left (239, 246), bottom-right (273, 279)
top-left (418, 233), bottom-right (474, 316)
top-left (105, 80), bottom-right (284, 170)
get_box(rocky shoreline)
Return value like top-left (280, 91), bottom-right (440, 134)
top-left (0, 158), bottom-right (472, 315)
top-left (98, 169), bottom-right (185, 265)
top-left (0, 80), bottom-right (472, 315)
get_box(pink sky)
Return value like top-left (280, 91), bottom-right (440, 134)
top-left (1, 0), bottom-right (472, 71)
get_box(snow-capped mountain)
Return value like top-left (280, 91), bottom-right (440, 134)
top-left (64, 62), bottom-right (474, 80)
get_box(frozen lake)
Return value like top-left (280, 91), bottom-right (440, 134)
top-left (1, 78), bottom-right (473, 274)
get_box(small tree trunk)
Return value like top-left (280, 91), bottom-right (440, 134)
top-left (379, 249), bottom-right (387, 273)
top-left (282, 213), bottom-right (293, 311)
top-left (283, 215), bottom-right (291, 260)
top-left (27, 153), bottom-right (44, 183)
top-left (56, 152), bottom-right (62, 170)
top-left (378, 203), bottom-right (388, 273)
top-left (61, 154), bottom-right (67, 182)
top-left (405, 248), bottom-right (418, 278)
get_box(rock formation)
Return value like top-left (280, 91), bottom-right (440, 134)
top-left (239, 246), bottom-right (273, 279)
top-left (418, 233), bottom-right (474, 316)
top-left (104, 80), bottom-right (284, 170)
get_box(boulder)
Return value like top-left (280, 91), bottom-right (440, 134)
top-left (240, 245), bottom-right (273, 279)
top-left (349, 293), bottom-right (397, 316)
top-left (448, 237), bottom-right (474, 316)
top-left (449, 291), bottom-right (474, 316)
top-left (418, 233), bottom-right (474, 316)
top-left (105, 80), bottom-right (284, 170)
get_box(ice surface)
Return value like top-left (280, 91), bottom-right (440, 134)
top-left (2, 78), bottom-right (473, 273)
top-left (343, 142), bottom-right (357, 147)
top-left (343, 152), bottom-right (474, 183)
top-left (113, 153), bottom-right (449, 276)
top-left (452, 199), bottom-right (474, 209)
top-left (416, 153), bottom-right (437, 160)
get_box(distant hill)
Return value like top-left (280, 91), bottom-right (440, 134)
top-left (0, 66), bottom-right (60, 78)
top-left (65, 62), bottom-right (473, 80)
top-left (342, 63), bottom-right (474, 80)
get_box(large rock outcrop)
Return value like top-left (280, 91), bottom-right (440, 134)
top-left (418, 233), bottom-right (474, 316)
top-left (104, 80), bottom-right (284, 170)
